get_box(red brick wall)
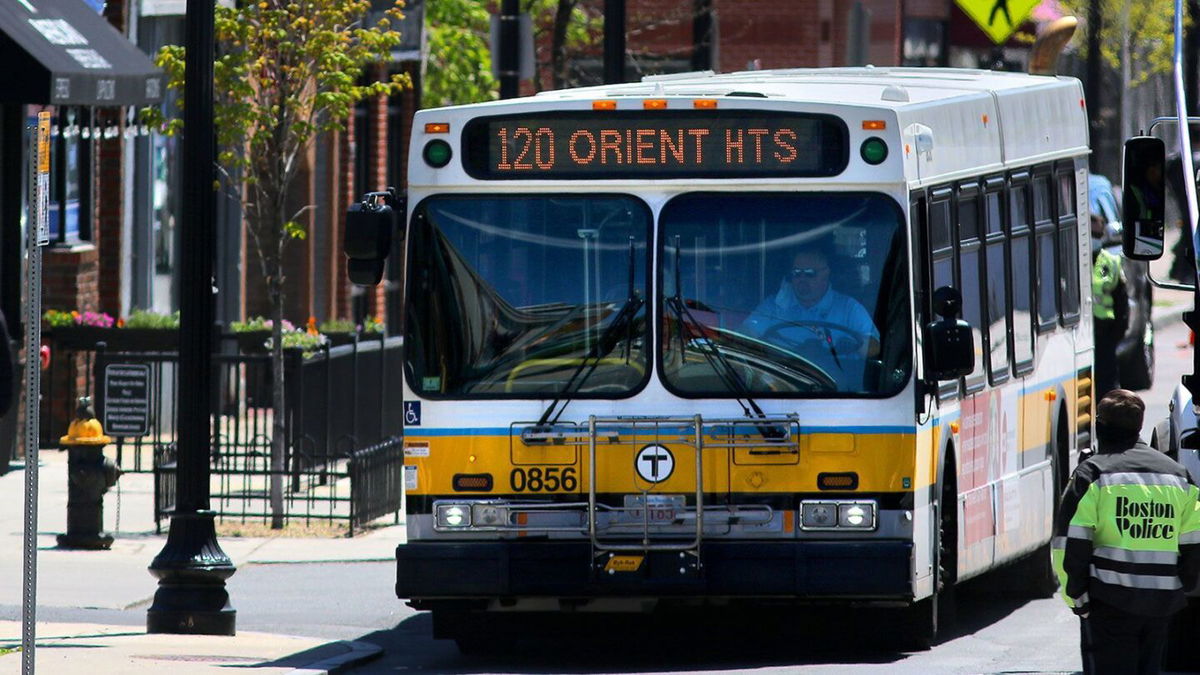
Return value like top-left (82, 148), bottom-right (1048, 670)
top-left (907, 0), bottom-right (951, 19)
top-left (43, 248), bottom-right (100, 315)
top-left (96, 109), bottom-right (124, 317)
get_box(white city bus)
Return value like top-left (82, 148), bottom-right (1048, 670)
top-left (349, 65), bottom-right (1095, 650)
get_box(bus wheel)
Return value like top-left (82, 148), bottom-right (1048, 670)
top-left (904, 470), bottom-right (957, 649)
top-left (434, 609), bottom-right (513, 656)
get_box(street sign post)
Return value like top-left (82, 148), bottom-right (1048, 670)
top-left (22, 110), bottom-right (50, 674)
top-left (955, 0), bottom-right (1040, 45)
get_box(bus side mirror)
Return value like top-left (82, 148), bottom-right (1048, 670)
top-left (925, 286), bottom-right (974, 381)
top-left (345, 189), bottom-right (404, 286)
top-left (1121, 136), bottom-right (1167, 261)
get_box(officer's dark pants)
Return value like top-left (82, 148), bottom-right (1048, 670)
top-left (1093, 319), bottom-right (1122, 398)
top-left (1080, 601), bottom-right (1169, 675)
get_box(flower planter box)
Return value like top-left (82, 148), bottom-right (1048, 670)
top-left (325, 332), bottom-right (357, 347)
top-left (232, 330), bottom-right (272, 354)
top-left (47, 326), bottom-right (179, 351)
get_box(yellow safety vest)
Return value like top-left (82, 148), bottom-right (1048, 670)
top-left (1092, 248), bottom-right (1123, 321)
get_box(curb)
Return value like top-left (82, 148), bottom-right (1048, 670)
top-left (286, 639), bottom-right (383, 674)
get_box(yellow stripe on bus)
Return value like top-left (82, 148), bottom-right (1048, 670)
top-left (403, 432), bottom-right (919, 495)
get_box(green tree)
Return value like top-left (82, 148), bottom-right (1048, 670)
top-left (149, 0), bottom-right (410, 527)
top-left (1059, 0), bottom-right (1177, 85)
top-left (424, 0), bottom-right (497, 106)
top-left (423, 0), bottom-right (602, 106)
top-left (528, 0), bottom-right (601, 91)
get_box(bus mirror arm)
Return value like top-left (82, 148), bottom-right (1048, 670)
top-left (345, 188), bottom-right (406, 286)
top-left (924, 286), bottom-right (974, 382)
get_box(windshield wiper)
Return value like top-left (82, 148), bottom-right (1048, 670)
top-left (666, 239), bottom-right (785, 441)
top-left (534, 237), bottom-right (641, 430)
top-left (819, 327), bottom-right (843, 370)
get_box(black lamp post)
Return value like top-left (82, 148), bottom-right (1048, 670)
top-left (498, 0), bottom-right (519, 99)
top-left (604, 0), bottom-right (625, 84)
top-left (146, 0), bottom-right (236, 635)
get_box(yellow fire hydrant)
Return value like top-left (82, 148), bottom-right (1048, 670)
top-left (56, 397), bottom-right (121, 550)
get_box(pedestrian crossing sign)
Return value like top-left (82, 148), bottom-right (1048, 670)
top-left (956, 0), bottom-right (1040, 44)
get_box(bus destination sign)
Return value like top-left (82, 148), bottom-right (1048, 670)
top-left (462, 111), bottom-right (848, 180)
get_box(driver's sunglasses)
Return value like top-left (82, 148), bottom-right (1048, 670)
top-left (789, 266), bottom-right (828, 280)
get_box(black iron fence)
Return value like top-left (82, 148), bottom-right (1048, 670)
top-left (41, 329), bottom-right (405, 534)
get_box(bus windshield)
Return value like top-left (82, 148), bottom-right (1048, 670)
top-left (660, 192), bottom-right (911, 397)
top-left (405, 195), bottom-right (651, 397)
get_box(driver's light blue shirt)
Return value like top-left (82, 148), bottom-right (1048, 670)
top-left (741, 282), bottom-right (879, 345)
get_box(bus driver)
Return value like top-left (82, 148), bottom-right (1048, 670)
top-left (741, 245), bottom-right (880, 382)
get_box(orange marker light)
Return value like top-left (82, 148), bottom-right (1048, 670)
top-left (643, 99), bottom-right (668, 110)
top-left (982, 114), bottom-right (990, 125)
top-left (949, 422), bottom-right (960, 434)
top-left (1045, 390), bottom-right (1058, 401)
top-left (592, 100), bottom-right (617, 110)
top-left (862, 120), bottom-right (886, 130)
top-left (424, 122), bottom-right (450, 134)
top-left (693, 99), bottom-right (717, 109)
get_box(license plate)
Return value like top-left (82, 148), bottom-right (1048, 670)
top-left (622, 494), bottom-right (685, 524)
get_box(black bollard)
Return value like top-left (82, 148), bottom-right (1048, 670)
top-left (56, 397), bottom-right (120, 550)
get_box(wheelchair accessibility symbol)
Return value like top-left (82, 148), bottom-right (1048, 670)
top-left (404, 401), bottom-right (421, 426)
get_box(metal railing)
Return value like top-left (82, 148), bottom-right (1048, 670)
top-left (40, 329), bottom-right (405, 533)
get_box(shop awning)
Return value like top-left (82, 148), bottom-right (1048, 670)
top-left (0, 0), bottom-right (163, 106)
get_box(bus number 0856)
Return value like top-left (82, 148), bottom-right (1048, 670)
top-left (510, 467), bottom-right (578, 492)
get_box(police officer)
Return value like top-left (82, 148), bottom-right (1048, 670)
top-left (1052, 389), bottom-right (1200, 674)
top-left (1091, 214), bottom-right (1128, 398)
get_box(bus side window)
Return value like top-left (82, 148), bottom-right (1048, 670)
top-left (1033, 168), bottom-right (1059, 331)
top-left (1056, 166), bottom-right (1081, 324)
top-left (956, 181), bottom-right (987, 395)
top-left (983, 177), bottom-right (1010, 385)
top-left (1009, 172), bottom-right (1035, 373)
top-left (928, 189), bottom-right (957, 401)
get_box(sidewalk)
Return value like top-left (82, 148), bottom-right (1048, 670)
top-left (0, 446), bottom-right (405, 674)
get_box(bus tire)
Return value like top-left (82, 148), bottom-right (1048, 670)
top-left (904, 459), bottom-right (957, 650)
top-left (434, 609), bottom-right (513, 656)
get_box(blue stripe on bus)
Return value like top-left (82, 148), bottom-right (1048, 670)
top-left (405, 425), bottom-right (917, 436)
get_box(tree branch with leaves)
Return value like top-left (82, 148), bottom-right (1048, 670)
top-left (147, 0), bottom-right (411, 527)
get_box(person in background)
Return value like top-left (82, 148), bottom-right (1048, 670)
top-left (1091, 213), bottom-right (1128, 399)
top-left (1051, 389), bottom-right (1200, 675)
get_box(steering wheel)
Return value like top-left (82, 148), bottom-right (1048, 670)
top-left (759, 320), bottom-right (866, 356)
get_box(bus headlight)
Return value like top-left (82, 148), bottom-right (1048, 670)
top-left (436, 504), bottom-right (472, 528)
top-left (799, 499), bottom-right (877, 531)
top-left (472, 504), bottom-right (509, 526)
top-left (800, 502), bottom-right (837, 529)
top-left (838, 502), bottom-right (876, 529)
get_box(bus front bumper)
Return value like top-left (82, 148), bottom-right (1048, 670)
top-left (395, 540), bottom-right (912, 600)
